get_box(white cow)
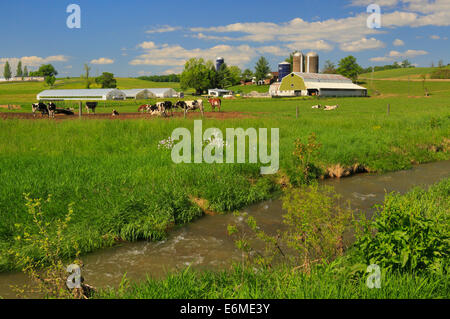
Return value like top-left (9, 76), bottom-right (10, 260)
top-left (311, 105), bottom-right (322, 109)
top-left (324, 105), bottom-right (339, 111)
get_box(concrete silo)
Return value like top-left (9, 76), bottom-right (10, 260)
top-left (306, 52), bottom-right (319, 73)
top-left (216, 57), bottom-right (225, 71)
top-left (278, 62), bottom-right (291, 82)
top-left (293, 52), bottom-right (304, 73)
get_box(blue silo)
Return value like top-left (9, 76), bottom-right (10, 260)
top-left (216, 57), bottom-right (225, 71)
top-left (278, 62), bottom-right (291, 82)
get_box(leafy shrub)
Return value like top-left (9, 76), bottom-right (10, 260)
top-left (288, 133), bottom-right (323, 186)
top-left (353, 179), bottom-right (449, 274)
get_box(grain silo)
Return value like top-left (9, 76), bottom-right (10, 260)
top-left (293, 52), bottom-right (304, 73)
top-left (278, 62), bottom-right (291, 82)
top-left (216, 57), bottom-right (224, 71)
top-left (306, 52), bottom-right (319, 73)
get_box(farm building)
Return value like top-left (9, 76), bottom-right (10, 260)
top-left (208, 89), bottom-right (232, 97)
top-left (121, 89), bottom-right (156, 100)
top-left (146, 88), bottom-right (178, 98)
top-left (37, 89), bottom-right (126, 101)
top-left (270, 72), bottom-right (367, 97)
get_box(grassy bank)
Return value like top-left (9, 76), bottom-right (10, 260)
top-left (97, 179), bottom-right (450, 299)
top-left (0, 96), bottom-right (449, 271)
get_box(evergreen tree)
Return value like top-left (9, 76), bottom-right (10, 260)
top-left (23, 66), bottom-right (29, 77)
top-left (16, 61), bottom-right (23, 77)
top-left (254, 56), bottom-right (270, 82)
top-left (3, 61), bottom-right (11, 80)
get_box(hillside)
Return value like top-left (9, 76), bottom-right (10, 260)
top-left (359, 66), bottom-right (450, 80)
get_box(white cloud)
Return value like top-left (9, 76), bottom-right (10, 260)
top-left (430, 35), bottom-right (440, 40)
top-left (90, 58), bottom-right (114, 65)
top-left (388, 49), bottom-right (428, 58)
top-left (350, 0), bottom-right (399, 6)
top-left (146, 26), bottom-right (181, 34)
top-left (393, 38), bottom-right (405, 46)
top-left (370, 56), bottom-right (394, 62)
top-left (138, 41), bottom-right (157, 49)
top-left (0, 55), bottom-right (68, 67)
top-left (163, 68), bottom-right (183, 75)
top-left (340, 37), bottom-right (385, 52)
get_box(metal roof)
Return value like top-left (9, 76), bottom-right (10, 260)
top-left (121, 89), bottom-right (156, 98)
top-left (305, 81), bottom-right (367, 90)
top-left (292, 72), bottom-right (352, 83)
top-left (37, 89), bottom-right (126, 100)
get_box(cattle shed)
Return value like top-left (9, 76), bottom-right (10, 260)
top-left (121, 89), bottom-right (156, 100)
top-left (270, 72), bottom-right (367, 97)
top-left (146, 88), bottom-right (178, 98)
top-left (37, 89), bottom-right (126, 101)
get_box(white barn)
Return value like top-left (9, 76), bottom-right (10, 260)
top-left (270, 73), bottom-right (367, 97)
top-left (37, 89), bottom-right (126, 101)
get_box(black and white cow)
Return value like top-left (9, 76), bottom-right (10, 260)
top-left (85, 102), bottom-right (98, 114)
top-left (32, 102), bottom-right (49, 117)
top-left (47, 102), bottom-right (57, 118)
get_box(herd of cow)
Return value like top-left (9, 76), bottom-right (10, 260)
top-left (31, 98), bottom-right (222, 118)
top-left (138, 98), bottom-right (221, 116)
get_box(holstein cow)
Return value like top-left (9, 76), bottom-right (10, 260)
top-left (311, 104), bottom-right (322, 109)
top-left (138, 104), bottom-right (150, 113)
top-left (32, 102), bottom-right (49, 117)
top-left (112, 109), bottom-right (119, 117)
top-left (324, 105), bottom-right (339, 111)
top-left (85, 102), bottom-right (98, 114)
top-left (55, 108), bottom-right (75, 115)
top-left (208, 98), bottom-right (221, 112)
top-left (47, 102), bottom-right (57, 118)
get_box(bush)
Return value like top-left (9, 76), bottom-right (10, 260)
top-left (430, 69), bottom-right (450, 79)
top-left (353, 179), bottom-right (449, 274)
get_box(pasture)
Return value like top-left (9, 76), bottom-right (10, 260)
top-left (0, 76), bottom-right (449, 272)
top-left (359, 66), bottom-right (450, 80)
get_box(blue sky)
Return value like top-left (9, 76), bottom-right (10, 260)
top-left (0, 0), bottom-right (449, 77)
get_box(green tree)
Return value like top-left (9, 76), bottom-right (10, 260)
top-left (401, 59), bottom-right (412, 68)
top-left (95, 72), bottom-right (117, 88)
top-left (241, 69), bottom-right (253, 82)
top-left (23, 66), bottom-right (29, 77)
top-left (16, 61), bottom-right (23, 77)
top-left (34, 64), bottom-right (58, 77)
top-left (83, 64), bottom-right (92, 88)
top-left (228, 66), bottom-right (242, 86)
top-left (285, 52), bottom-right (296, 72)
top-left (336, 56), bottom-right (363, 83)
top-left (322, 60), bottom-right (336, 74)
top-left (180, 58), bottom-right (214, 95)
top-left (254, 56), bottom-right (270, 82)
top-left (3, 61), bottom-right (11, 80)
top-left (45, 75), bottom-right (56, 87)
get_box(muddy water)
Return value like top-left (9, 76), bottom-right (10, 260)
top-left (1, 161), bottom-right (449, 298)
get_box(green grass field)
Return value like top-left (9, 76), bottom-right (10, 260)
top-left (360, 66), bottom-right (450, 79)
top-left (0, 72), bottom-right (449, 274)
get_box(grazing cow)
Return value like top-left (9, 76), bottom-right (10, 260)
top-left (47, 102), bottom-right (57, 118)
top-left (324, 105), bottom-right (339, 111)
top-left (175, 101), bottom-right (188, 111)
top-left (311, 104), bottom-right (322, 109)
top-left (32, 102), bottom-right (49, 117)
top-left (85, 102), bottom-right (98, 114)
top-left (208, 98), bottom-right (221, 112)
top-left (112, 109), bottom-right (119, 117)
top-left (138, 104), bottom-right (151, 113)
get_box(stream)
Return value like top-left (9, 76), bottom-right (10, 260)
top-left (0, 161), bottom-right (449, 298)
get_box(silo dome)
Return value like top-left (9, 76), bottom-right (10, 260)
top-left (306, 52), bottom-right (318, 57)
